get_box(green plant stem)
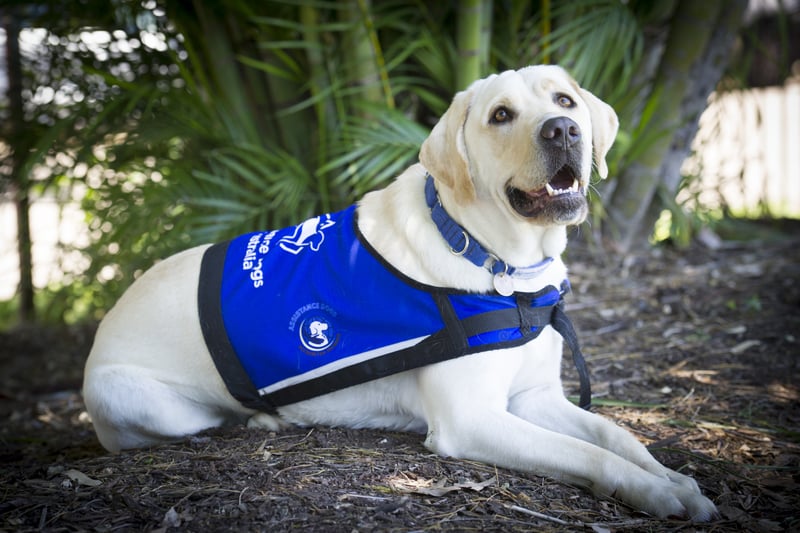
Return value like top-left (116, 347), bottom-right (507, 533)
top-left (300, 4), bottom-right (330, 213)
top-left (456, 0), bottom-right (485, 90)
top-left (540, 0), bottom-right (551, 64)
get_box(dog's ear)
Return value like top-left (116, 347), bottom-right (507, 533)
top-left (419, 87), bottom-right (476, 203)
top-left (579, 88), bottom-right (619, 179)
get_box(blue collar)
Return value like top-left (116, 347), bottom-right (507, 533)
top-left (424, 174), bottom-right (554, 281)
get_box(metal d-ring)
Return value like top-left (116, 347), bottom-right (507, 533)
top-left (450, 231), bottom-right (470, 256)
top-left (482, 253), bottom-right (506, 274)
top-left (498, 260), bottom-right (510, 276)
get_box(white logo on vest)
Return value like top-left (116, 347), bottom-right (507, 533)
top-left (290, 303), bottom-right (341, 355)
top-left (299, 317), bottom-right (335, 352)
top-left (278, 214), bottom-right (336, 255)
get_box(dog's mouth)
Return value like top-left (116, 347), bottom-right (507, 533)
top-left (506, 165), bottom-right (586, 220)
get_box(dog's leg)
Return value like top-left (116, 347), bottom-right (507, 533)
top-left (509, 389), bottom-right (705, 491)
top-left (417, 363), bottom-right (717, 521)
top-left (83, 364), bottom-right (243, 452)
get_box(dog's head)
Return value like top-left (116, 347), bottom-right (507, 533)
top-left (420, 65), bottom-right (618, 226)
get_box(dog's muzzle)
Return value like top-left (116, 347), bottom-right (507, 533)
top-left (506, 116), bottom-right (587, 222)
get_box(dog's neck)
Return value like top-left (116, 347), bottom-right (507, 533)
top-left (431, 176), bottom-right (568, 270)
top-left (424, 174), bottom-right (561, 279)
top-left (356, 164), bottom-right (568, 293)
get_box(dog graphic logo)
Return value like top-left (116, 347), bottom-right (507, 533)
top-left (279, 214), bottom-right (336, 255)
top-left (299, 316), bottom-right (337, 353)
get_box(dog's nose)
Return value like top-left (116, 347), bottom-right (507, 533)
top-left (540, 117), bottom-right (581, 149)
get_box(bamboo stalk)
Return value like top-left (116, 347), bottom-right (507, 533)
top-left (540, 0), bottom-right (551, 64)
top-left (192, 0), bottom-right (259, 143)
top-left (300, 4), bottom-right (331, 213)
top-left (355, 0), bottom-right (394, 109)
top-left (456, 0), bottom-right (485, 90)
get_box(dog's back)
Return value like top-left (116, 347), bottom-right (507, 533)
top-left (82, 245), bottom-right (246, 451)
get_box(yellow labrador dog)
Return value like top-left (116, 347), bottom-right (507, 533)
top-left (83, 65), bottom-right (717, 520)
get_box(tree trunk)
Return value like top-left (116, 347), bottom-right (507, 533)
top-left (639, 0), bottom-right (748, 242)
top-left (3, 10), bottom-right (35, 323)
top-left (602, 0), bottom-right (747, 251)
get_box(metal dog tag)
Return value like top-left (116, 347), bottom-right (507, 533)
top-left (493, 272), bottom-right (514, 296)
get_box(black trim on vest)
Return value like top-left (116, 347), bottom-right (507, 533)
top-left (198, 241), bottom-right (278, 412)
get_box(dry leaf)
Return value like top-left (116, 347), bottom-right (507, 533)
top-left (64, 469), bottom-right (101, 487)
top-left (730, 339), bottom-right (761, 355)
top-left (390, 475), bottom-right (496, 497)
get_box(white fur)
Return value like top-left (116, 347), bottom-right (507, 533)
top-left (83, 65), bottom-right (717, 521)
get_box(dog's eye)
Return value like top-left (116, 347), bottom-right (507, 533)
top-left (490, 107), bottom-right (512, 124)
top-left (555, 94), bottom-right (575, 108)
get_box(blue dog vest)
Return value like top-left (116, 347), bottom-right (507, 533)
top-left (198, 206), bottom-right (590, 413)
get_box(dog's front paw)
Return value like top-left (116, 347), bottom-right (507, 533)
top-left (665, 485), bottom-right (718, 522)
top-left (625, 478), bottom-right (718, 522)
top-left (600, 465), bottom-right (717, 522)
top-left (663, 467), bottom-right (703, 492)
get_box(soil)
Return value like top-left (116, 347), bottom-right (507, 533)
top-left (1, 236), bottom-right (799, 532)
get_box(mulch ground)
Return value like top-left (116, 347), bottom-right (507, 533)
top-left (1, 235), bottom-right (798, 532)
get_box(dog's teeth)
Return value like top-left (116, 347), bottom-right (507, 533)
top-left (546, 180), bottom-right (581, 197)
top-left (544, 178), bottom-right (581, 196)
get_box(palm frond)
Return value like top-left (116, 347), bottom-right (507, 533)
top-left (322, 103), bottom-right (429, 197)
